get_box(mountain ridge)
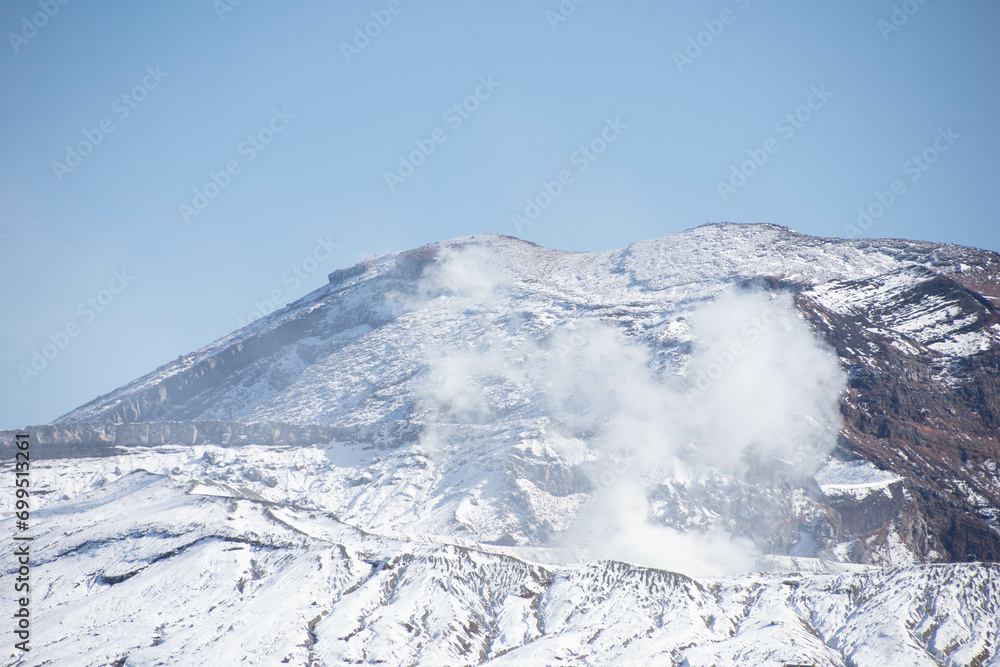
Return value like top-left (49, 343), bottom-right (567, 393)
top-left (5, 223), bottom-right (1000, 665)
top-left (50, 223), bottom-right (1000, 424)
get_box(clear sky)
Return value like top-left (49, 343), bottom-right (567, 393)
top-left (2, 0), bottom-right (998, 428)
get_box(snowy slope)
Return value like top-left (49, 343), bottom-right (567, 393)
top-left (3, 471), bottom-right (998, 667)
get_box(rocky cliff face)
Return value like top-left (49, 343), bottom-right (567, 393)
top-left (799, 264), bottom-right (1000, 563)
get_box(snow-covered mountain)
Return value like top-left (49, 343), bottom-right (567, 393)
top-left (3, 223), bottom-right (1000, 665)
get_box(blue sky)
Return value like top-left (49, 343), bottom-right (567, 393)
top-left (1, 0), bottom-right (998, 428)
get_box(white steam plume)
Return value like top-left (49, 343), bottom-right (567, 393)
top-left (403, 248), bottom-right (846, 577)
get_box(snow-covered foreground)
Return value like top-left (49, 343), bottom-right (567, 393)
top-left (3, 471), bottom-right (998, 667)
